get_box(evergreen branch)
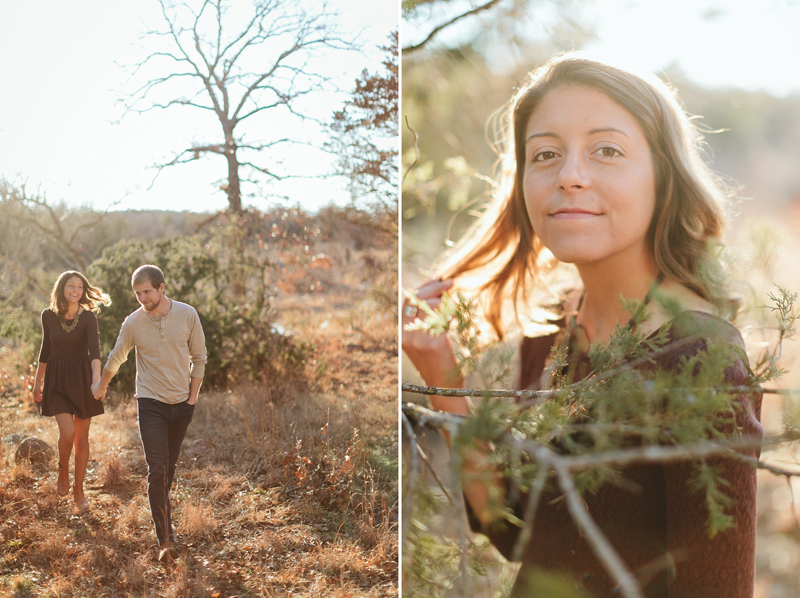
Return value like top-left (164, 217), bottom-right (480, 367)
top-left (537, 439), bottom-right (764, 471)
top-left (405, 403), bottom-right (799, 474)
top-left (766, 285), bottom-right (799, 363)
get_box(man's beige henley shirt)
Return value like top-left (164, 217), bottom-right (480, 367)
top-left (105, 300), bottom-right (207, 404)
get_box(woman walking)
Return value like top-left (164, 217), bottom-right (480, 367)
top-left (32, 271), bottom-right (110, 512)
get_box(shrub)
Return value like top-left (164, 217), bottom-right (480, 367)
top-left (88, 212), bottom-right (315, 396)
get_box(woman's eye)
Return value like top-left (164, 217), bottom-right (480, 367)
top-left (596, 147), bottom-right (621, 158)
top-left (533, 150), bottom-right (557, 162)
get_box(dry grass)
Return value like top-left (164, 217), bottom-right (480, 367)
top-left (0, 289), bottom-right (397, 597)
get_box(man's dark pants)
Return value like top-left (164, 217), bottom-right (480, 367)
top-left (137, 397), bottom-right (195, 546)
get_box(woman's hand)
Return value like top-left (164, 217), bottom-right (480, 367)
top-left (32, 382), bottom-right (43, 403)
top-left (91, 380), bottom-right (105, 401)
top-left (402, 278), bottom-right (471, 415)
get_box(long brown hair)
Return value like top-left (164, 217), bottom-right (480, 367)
top-left (443, 53), bottom-right (731, 338)
top-left (49, 271), bottom-right (111, 315)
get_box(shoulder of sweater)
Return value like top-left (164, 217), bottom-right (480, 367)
top-left (122, 307), bottom-right (145, 326)
top-left (170, 300), bottom-right (199, 317)
top-left (657, 310), bottom-right (752, 385)
top-left (667, 310), bottom-right (744, 347)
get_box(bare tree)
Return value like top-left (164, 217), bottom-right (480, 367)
top-left (122, 0), bottom-right (353, 212)
top-left (329, 31), bottom-right (398, 231)
top-left (0, 180), bottom-right (107, 273)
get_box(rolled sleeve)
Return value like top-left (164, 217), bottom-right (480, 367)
top-left (188, 309), bottom-right (207, 379)
top-left (105, 316), bottom-right (135, 374)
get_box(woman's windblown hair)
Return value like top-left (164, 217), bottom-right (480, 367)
top-left (50, 271), bottom-right (112, 315)
top-left (441, 52), bottom-right (733, 339)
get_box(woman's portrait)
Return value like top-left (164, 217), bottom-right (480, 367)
top-left (401, 2), bottom-right (800, 598)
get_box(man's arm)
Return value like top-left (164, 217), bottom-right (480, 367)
top-left (94, 318), bottom-right (134, 399)
top-left (187, 376), bottom-right (202, 405)
top-left (187, 311), bottom-right (207, 376)
top-left (187, 308), bottom-right (207, 399)
top-left (93, 367), bottom-right (117, 399)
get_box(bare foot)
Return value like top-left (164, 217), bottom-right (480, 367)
top-left (74, 490), bottom-right (89, 514)
top-left (158, 541), bottom-right (178, 564)
top-left (57, 463), bottom-right (69, 497)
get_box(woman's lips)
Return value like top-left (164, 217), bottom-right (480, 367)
top-left (551, 208), bottom-right (601, 220)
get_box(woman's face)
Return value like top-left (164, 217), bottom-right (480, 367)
top-left (522, 85), bottom-right (657, 268)
top-left (63, 276), bottom-right (84, 306)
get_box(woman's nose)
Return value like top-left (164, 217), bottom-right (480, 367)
top-left (557, 153), bottom-right (588, 190)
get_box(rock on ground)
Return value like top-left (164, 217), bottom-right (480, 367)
top-left (15, 437), bottom-right (55, 465)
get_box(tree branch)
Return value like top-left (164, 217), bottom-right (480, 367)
top-left (402, 0), bottom-right (505, 55)
top-left (403, 115), bottom-right (420, 185)
top-left (401, 412), bottom-right (419, 545)
top-left (448, 427), bottom-right (471, 598)
top-left (551, 456), bottom-right (643, 598)
top-left (510, 466), bottom-right (547, 562)
top-left (405, 402), bottom-right (800, 473)
top-left (403, 381), bottom-right (794, 400)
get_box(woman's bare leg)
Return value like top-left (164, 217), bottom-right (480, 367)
top-left (73, 416), bottom-right (91, 508)
top-left (54, 413), bottom-right (76, 495)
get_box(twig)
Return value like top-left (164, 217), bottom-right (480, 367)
top-left (402, 115), bottom-right (420, 186)
top-left (724, 450), bottom-right (800, 478)
top-left (510, 466), bottom-right (548, 562)
top-left (786, 476), bottom-right (800, 543)
top-left (403, 403), bottom-right (799, 473)
top-left (416, 443), bottom-right (455, 506)
top-left (403, 401), bottom-right (465, 427)
top-left (401, 412), bottom-right (419, 544)
top-left (448, 426), bottom-right (470, 597)
top-left (551, 456), bottom-right (643, 598)
top-left (403, 381), bottom-right (794, 401)
top-left (403, 381), bottom-right (555, 401)
top-left (402, 0), bottom-right (504, 55)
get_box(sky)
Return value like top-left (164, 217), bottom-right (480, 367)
top-left (4, 1), bottom-right (799, 215)
top-left (582, 0), bottom-right (800, 97)
top-left (0, 0), bottom-right (397, 214)
top-left (403, 0), bottom-right (800, 97)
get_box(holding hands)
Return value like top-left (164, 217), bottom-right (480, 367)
top-left (91, 379), bottom-right (105, 401)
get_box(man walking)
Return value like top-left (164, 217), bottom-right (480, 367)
top-left (93, 265), bottom-right (207, 563)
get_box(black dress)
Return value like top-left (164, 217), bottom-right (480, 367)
top-left (38, 309), bottom-right (104, 419)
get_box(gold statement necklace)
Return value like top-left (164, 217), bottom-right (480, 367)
top-left (58, 308), bottom-right (82, 333)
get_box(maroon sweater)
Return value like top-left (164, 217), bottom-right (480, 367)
top-left (469, 311), bottom-right (763, 598)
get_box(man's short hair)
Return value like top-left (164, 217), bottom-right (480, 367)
top-left (131, 265), bottom-right (165, 289)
